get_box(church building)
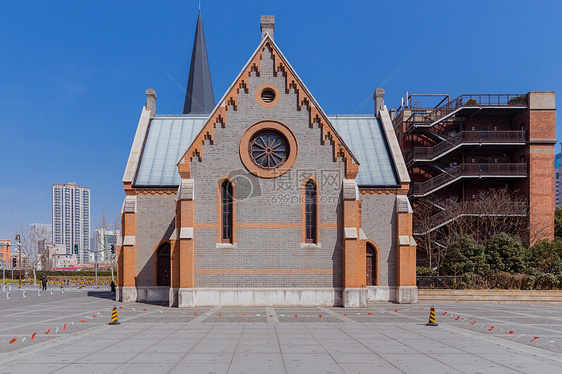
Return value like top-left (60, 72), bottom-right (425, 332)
top-left (119, 14), bottom-right (417, 307)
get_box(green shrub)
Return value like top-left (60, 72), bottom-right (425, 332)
top-left (442, 235), bottom-right (488, 276)
top-left (530, 238), bottom-right (562, 274)
top-left (416, 266), bottom-right (437, 276)
top-left (485, 233), bottom-right (528, 273)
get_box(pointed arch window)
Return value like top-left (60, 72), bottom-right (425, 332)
top-left (305, 181), bottom-right (317, 243)
top-left (221, 180), bottom-right (233, 243)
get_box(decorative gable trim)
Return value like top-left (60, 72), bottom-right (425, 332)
top-left (177, 35), bottom-right (359, 179)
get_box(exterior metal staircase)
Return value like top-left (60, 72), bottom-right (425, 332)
top-left (404, 130), bottom-right (526, 166)
top-left (412, 163), bottom-right (527, 197)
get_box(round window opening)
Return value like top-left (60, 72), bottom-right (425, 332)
top-left (249, 131), bottom-right (289, 170)
top-left (260, 89), bottom-right (276, 103)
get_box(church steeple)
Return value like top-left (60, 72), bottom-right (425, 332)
top-left (183, 10), bottom-right (215, 114)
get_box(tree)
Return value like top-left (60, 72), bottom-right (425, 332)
top-left (12, 221), bottom-right (51, 285)
top-left (414, 186), bottom-right (530, 272)
top-left (442, 235), bottom-right (488, 276)
top-left (555, 206), bottom-right (562, 238)
top-left (529, 238), bottom-right (562, 274)
top-left (93, 207), bottom-right (120, 285)
top-left (485, 233), bottom-right (528, 274)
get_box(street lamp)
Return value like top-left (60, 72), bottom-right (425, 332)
top-left (15, 234), bottom-right (21, 288)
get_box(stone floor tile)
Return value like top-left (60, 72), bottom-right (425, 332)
top-left (169, 363), bottom-right (229, 374)
top-left (227, 363), bottom-right (287, 374)
top-left (179, 352), bottom-right (234, 364)
top-left (285, 363), bottom-right (345, 374)
top-left (231, 353), bottom-right (284, 364)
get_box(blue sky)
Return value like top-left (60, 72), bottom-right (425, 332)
top-left (1, 0), bottom-right (561, 239)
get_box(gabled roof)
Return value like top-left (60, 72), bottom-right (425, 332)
top-left (132, 114), bottom-right (401, 187)
top-left (134, 115), bottom-right (208, 187)
top-left (177, 34), bottom-right (360, 179)
top-left (330, 115), bottom-right (399, 187)
top-left (183, 11), bottom-right (215, 114)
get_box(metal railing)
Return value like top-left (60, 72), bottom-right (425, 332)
top-left (417, 276), bottom-right (462, 289)
top-left (427, 94), bottom-right (527, 125)
top-left (403, 94), bottom-right (527, 131)
top-left (404, 130), bottom-right (526, 164)
top-left (413, 163), bottom-right (527, 196)
top-left (413, 201), bottom-right (528, 234)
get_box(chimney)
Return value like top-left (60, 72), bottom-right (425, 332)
top-left (145, 89), bottom-right (157, 119)
top-left (374, 88), bottom-right (385, 118)
top-left (261, 15), bottom-right (275, 40)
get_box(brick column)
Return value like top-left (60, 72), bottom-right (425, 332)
top-left (395, 195), bottom-right (417, 303)
top-left (177, 179), bottom-right (195, 307)
top-left (527, 92), bottom-right (556, 244)
top-left (342, 179), bottom-right (367, 307)
top-left (120, 195), bottom-right (138, 302)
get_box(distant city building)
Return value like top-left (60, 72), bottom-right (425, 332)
top-left (29, 223), bottom-right (52, 269)
top-left (554, 153), bottom-right (562, 206)
top-left (93, 228), bottom-right (119, 262)
top-left (0, 240), bottom-right (10, 267)
top-left (52, 182), bottom-right (91, 264)
top-left (46, 244), bottom-right (78, 269)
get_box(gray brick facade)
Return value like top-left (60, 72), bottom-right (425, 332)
top-left (136, 195), bottom-right (175, 286)
top-left (191, 45), bottom-right (345, 289)
top-left (121, 26), bottom-right (417, 306)
top-left (360, 194), bottom-right (397, 287)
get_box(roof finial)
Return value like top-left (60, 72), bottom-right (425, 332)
top-left (199, 0), bottom-right (201, 12)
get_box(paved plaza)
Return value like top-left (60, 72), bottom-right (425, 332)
top-left (0, 286), bottom-right (561, 373)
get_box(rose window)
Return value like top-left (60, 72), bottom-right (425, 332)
top-left (249, 131), bottom-right (289, 170)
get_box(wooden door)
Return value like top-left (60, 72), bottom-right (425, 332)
top-left (366, 243), bottom-right (376, 286)
top-left (157, 243), bottom-right (170, 286)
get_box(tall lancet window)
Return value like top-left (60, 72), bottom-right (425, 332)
top-left (221, 180), bottom-right (233, 243)
top-left (305, 181), bottom-right (317, 243)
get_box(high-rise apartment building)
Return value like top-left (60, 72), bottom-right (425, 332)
top-left (52, 182), bottom-right (91, 264)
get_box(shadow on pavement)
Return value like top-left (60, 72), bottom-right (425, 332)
top-left (86, 291), bottom-right (117, 300)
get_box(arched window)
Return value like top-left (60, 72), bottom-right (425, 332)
top-left (305, 181), bottom-right (317, 243)
top-left (157, 243), bottom-right (170, 287)
top-left (221, 180), bottom-right (233, 243)
top-left (366, 242), bottom-right (377, 286)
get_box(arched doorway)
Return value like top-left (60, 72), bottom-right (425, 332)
top-left (366, 242), bottom-right (377, 286)
top-left (157, 243), bottom-right (171, 286)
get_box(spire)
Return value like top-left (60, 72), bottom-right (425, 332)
top-left (183, 10), bottom-right (215, 114)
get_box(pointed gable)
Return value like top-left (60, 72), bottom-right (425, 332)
top-left (178, 35), bottom-right (359, 179)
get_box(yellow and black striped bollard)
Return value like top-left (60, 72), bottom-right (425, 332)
top-left (426, 305), bottom-right (439, 326)
top-left (109, 305), bottom-right (121, 325)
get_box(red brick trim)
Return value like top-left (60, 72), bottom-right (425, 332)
top-left (239, 121), bottom-right (298, 179)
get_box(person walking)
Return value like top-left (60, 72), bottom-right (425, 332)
top-left (41, 276), bottom-right (47, 291)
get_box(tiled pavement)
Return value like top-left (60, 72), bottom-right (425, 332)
top-left (0, 287), bottom-right (561, 373)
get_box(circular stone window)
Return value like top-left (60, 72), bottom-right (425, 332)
top-left (240, 121), bottom-right (298, 178)
top-left (249, 131), bottom-right (288, 170)
top-left (255, 83), bottom-right (281, 108)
